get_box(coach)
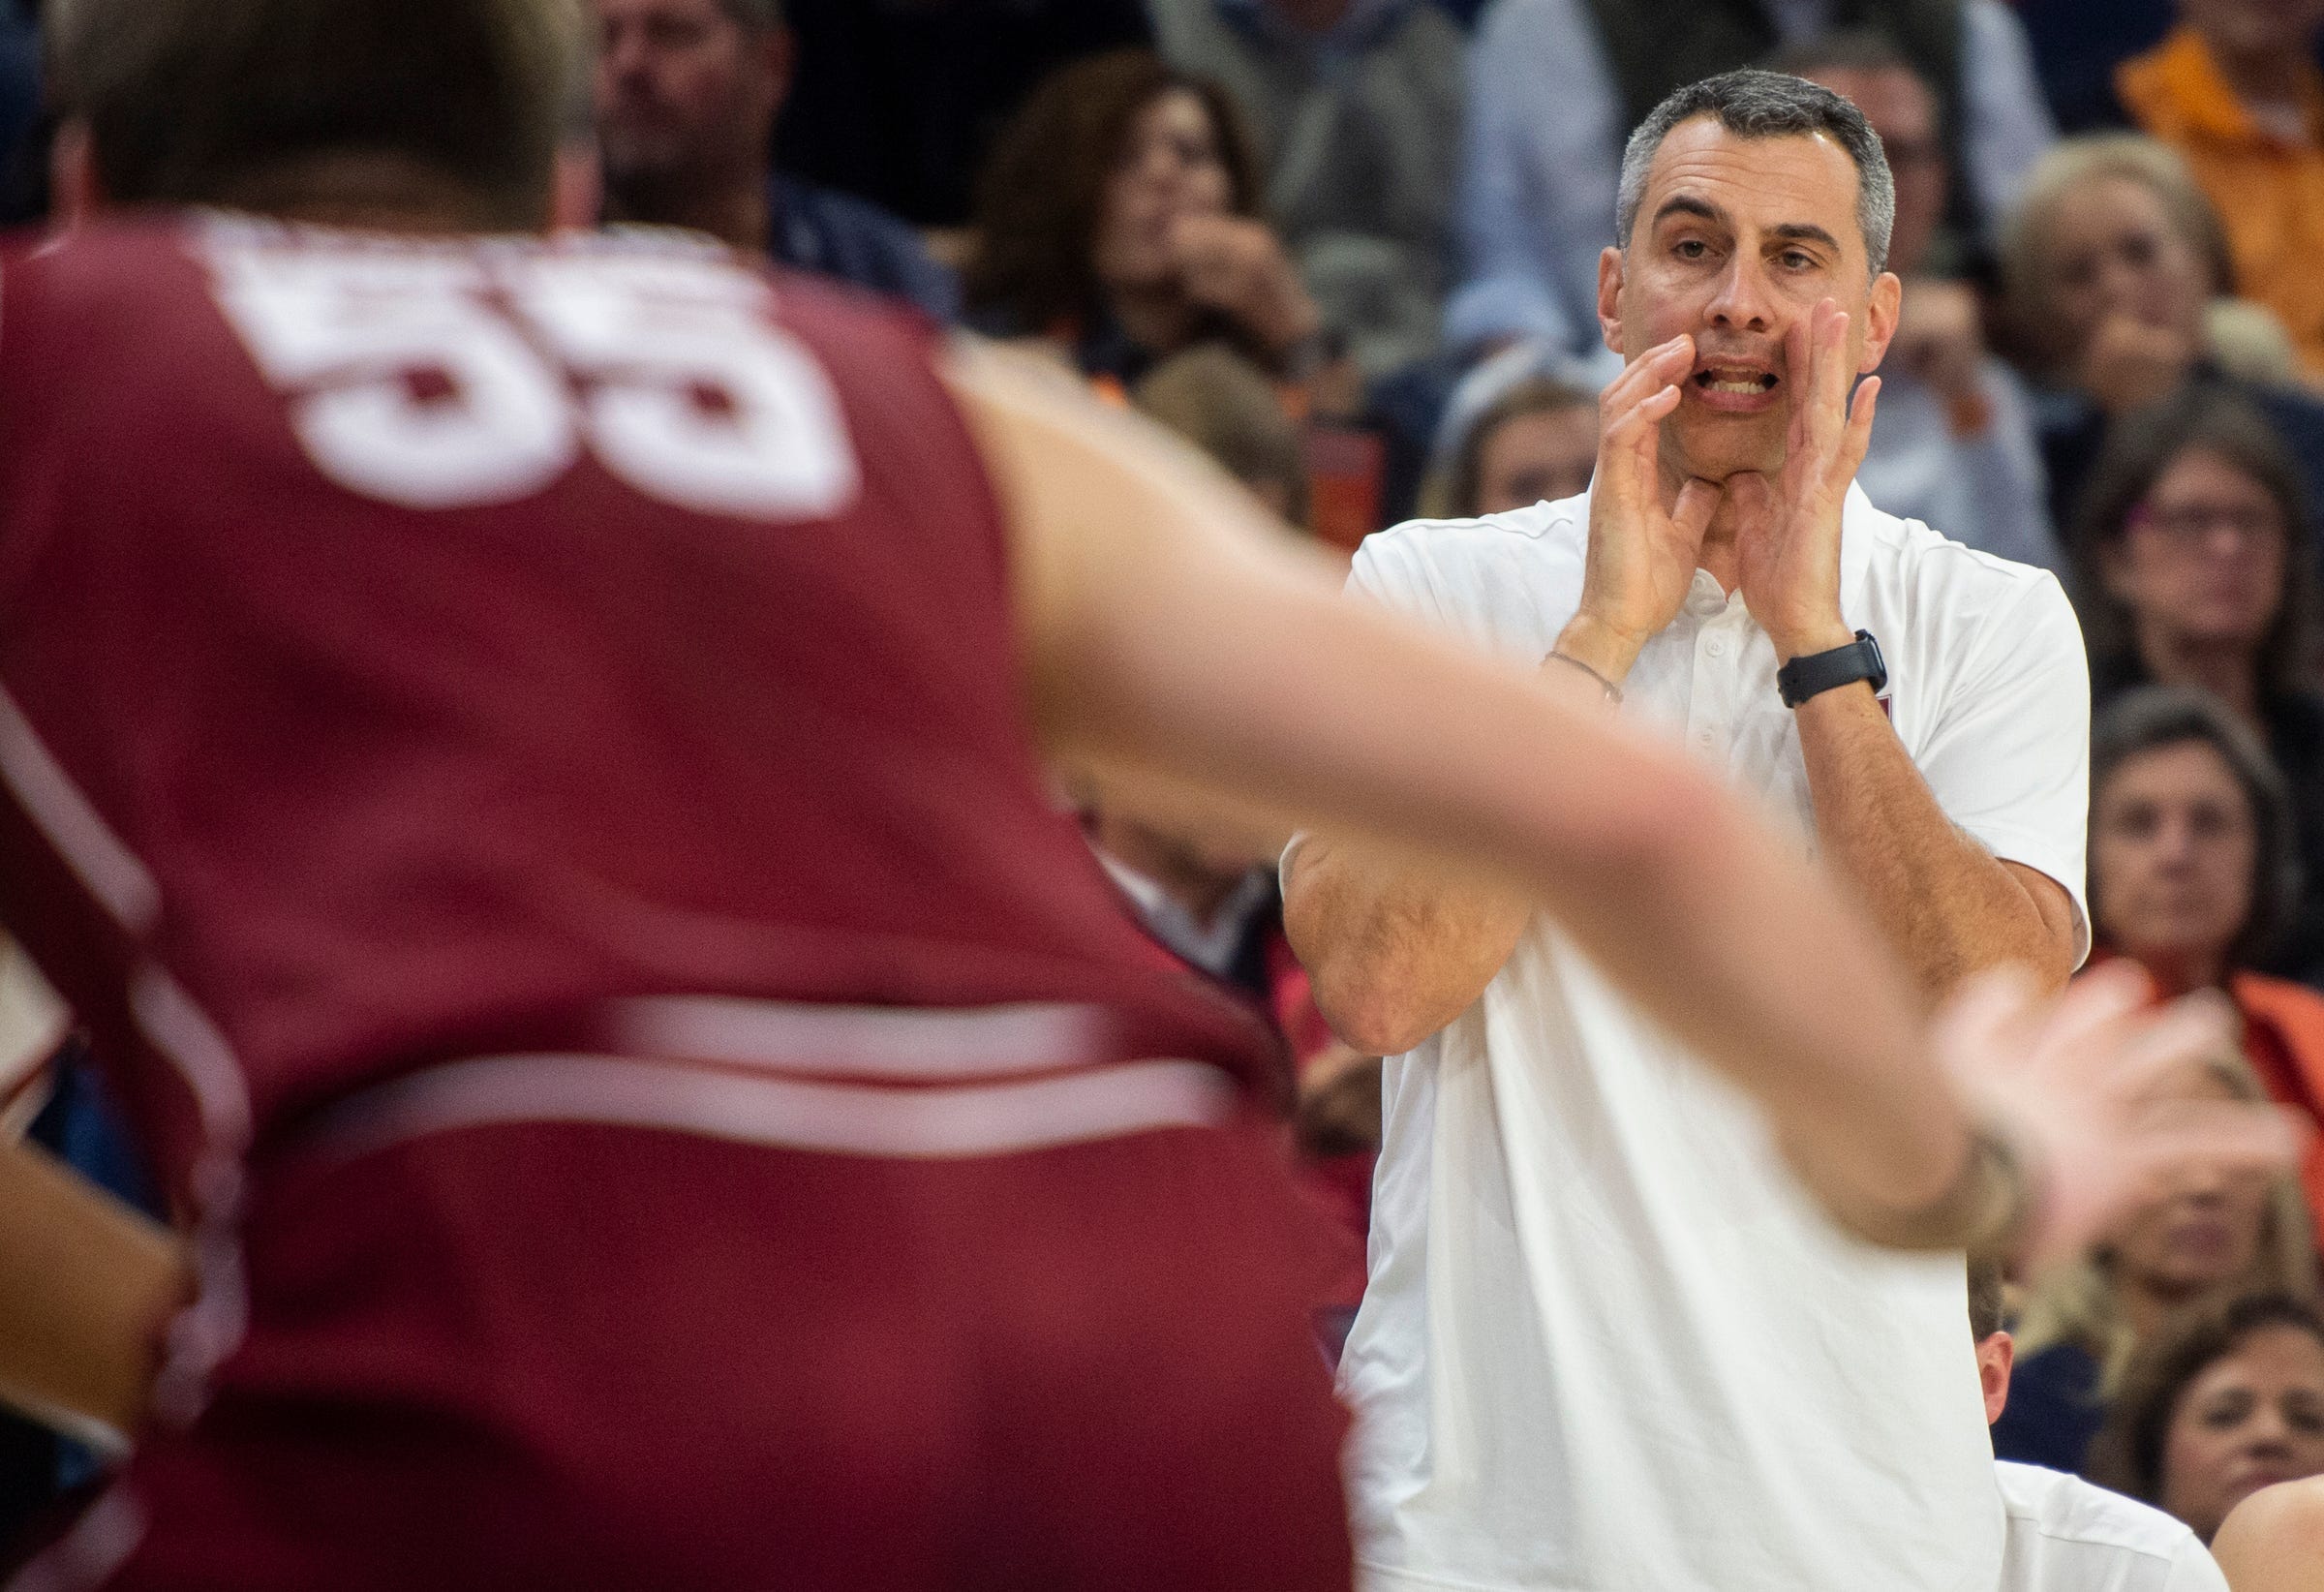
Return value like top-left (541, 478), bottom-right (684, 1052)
top-left (1285, 70), bottom-right (2090, 1592)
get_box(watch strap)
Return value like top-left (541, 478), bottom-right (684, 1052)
top-left (1776, 630), bottom-right (1885, 709)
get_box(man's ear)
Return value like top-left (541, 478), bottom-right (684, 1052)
top-left (1860, 271), bottom-right (1903, 374)
top-left (48, 122), bottom-right (103, 232)
top-left (550, 142), bottom-right (603, 231)
top-left (1975, 1330), bottom-right (2015, 1427)
top-left (1597, 245), bottom-right (1626, 357)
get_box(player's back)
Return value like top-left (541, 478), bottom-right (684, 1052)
top-left (0, 215), bottom-right (1272, 1191)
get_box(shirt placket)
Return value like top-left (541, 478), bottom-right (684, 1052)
top-left (1682, 576), bottom-right (1744, 763)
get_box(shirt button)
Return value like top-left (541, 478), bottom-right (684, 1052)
top-left (1706, 637), bottom-right (1728, 658)
top-left (1696, 728), bottom-right (1715, 747)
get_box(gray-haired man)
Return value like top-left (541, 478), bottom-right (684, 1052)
top-left (1288, 71), bottom-right (2092, 1591)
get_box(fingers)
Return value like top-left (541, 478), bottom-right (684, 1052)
top-left (1598, 335), bottom-right (1695, 429)
top-left (1670, 476), bottom-right (1722, 544)
top-left (2063, 988), bottom-right (2238, 1101)
top-left (2126, 1102), bottom-right (2310, 1182)
top-left (1838, 376), bottom-right (1881, 479)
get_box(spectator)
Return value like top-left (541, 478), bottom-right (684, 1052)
top-left (1419, 367), bottom-right (1598, 519)
top-left (1132, 345), bottom-right (1311, 524)
top-left (1971, 1256), bottom-right (2234, 1591)
top-left (2113, 0), bottom-right (2324, 379)
top-left (1999, 1004), bottom-right (2316, 1473)
top-left (2089, 1294), bottom-right (2324, 1544)
top-left (1447, 0), bottom-right (2053, 360)
top-left (593, 0), bottom-right (958, 321)
top-left (1997, 135), bottom-right (2324, 531)
top-left (1146, 0), bottom-right (1465, 382)
top-left (2017, 0), bottom-right (2175, 134)
top-left (2073, 396), bottom-right (2324, 985)
top-left (963, 50), bottom-right (1330, 393)
top-left (770, 0), bottom-right (1151, 229)
top-left (1781, 31), bottom-right (2063, 572)
top-left (2087, 685), bottom-right (2324, 1215)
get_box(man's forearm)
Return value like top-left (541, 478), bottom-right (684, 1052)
top-left (1796, 684), bottom-right (2072, 997)
top-left (1283, 837), bottom-right (1531, 1056)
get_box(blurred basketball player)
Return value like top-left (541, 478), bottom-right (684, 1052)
top-left (0, 1), bottom-right (2291, 1587)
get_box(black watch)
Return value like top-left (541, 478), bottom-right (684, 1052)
top-left (1776, 629), bottom-right (1886, 709)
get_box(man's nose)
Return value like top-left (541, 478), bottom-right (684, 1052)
top-left (1706, 257), bottom-right (1773, 333)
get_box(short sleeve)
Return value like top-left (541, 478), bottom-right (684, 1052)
top-left (2162, 1534), bottom-right (2231, 1592)
top-left (1914, 572), bottom-right (2093, 964)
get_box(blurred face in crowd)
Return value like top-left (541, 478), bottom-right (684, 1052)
top-left (2104, 447), bottom-right (2289, 658)
top-left (595, 0), bottom-right (783, 191)
top-left (2038, 175), bottom-right (2209, 368)
top-left (2158, 1325), bottom-right (2324, 1542)
top-left (1600, 117), bottom-right (1899, 483)
top-left (2092, 738), bottom-right (2257, 985)
top-left (1473, 402), bottom-right (1599, 515)
top-left (2180, 0), bottom-right (2324, 65)
top-left (1095, 89), bottom-right (1235, 293)
top-left (1795, 65), bottom-right (1945, 280)
top-left (2102, 1062), bottom-right (2272, 1301)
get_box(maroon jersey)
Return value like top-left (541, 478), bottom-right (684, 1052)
top-left (0, 216), bottom-right (1276, 1198)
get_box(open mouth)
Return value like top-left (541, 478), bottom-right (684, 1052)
top-left (1693, 365), bottom-right (1779, 396)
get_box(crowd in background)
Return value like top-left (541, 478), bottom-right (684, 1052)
top-left (2, 0), bottom-right (2324, 1564)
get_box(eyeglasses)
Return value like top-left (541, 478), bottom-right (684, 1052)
top-left (2125, 503), bottom-right (2285, 548)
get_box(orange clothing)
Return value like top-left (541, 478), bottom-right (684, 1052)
top-left (2233, 969), bottom-right (2324, 1234)
top-left (2118, 27), bottom-right (2324, 378)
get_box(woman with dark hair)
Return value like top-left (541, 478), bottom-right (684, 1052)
top-left (2088, 1293), bottom-right (2324, 1545)
top-left (962, 49), bottom-right (1326, 390)
top-left (1995, 688), bottom-right (2324, 1478)
top-left (2073, 390), bottom-right (2324, 986)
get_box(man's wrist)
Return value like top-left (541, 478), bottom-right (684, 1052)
top-left (1768, 621), bottom-right (1856, 666)
top-left (1552, 614), bottom-right (1647, 686)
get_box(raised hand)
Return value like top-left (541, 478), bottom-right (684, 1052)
top-left (1558, 335), bottom-right (1723, 684)
top-left (1936, 962), bottom-right (2308, 1274)
top-left (1729, 298), bottom-right (1879, 663)
top-left (1168, 213), bottom-right (1322, 358)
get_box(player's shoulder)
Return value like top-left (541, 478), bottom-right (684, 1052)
top-left (1995, 1460), bottom-right (2215, 1565)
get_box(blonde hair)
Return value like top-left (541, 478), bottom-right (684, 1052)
top-left (2012, 1048), bottom-right (2318, 1394)
top-left (1997, 135), bottom-right (2236, 380)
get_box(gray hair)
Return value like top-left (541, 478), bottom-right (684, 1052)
top-left (1615, 69), bottom-right (1896, 277)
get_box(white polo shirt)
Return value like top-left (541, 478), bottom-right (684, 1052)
top-left (1997, 1462), bottom-right (2228, 1591)
top-left (1328, 485), bottom-right (2092, 1592)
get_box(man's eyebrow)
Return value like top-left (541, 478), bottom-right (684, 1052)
top-left (1770, 223), bottom-right (1843, 254)
top-left (1650, 195), bottom-right (1727, 230)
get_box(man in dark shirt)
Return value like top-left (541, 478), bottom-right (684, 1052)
top-left (594, 0), bottom-right (959, 321)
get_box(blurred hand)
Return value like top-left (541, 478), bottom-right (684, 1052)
top-left (1169, 214), bottom-right (1322, 358)
top-left (1889, 279), bottom-right (1987, 409)
top-left (1728, 298), bottom-right (1879, 663)
top-left (1554, 334), bottom-right (1721, 684)
top-left (1936, 961), bottom-right (2308, 1274)
top-left (2079, 314), bottom-right (2196, 416)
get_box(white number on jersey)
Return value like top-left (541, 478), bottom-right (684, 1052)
top-left (204, 230), bottom-right (862, 521)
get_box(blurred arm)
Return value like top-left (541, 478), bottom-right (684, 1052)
top-left (944, 340), bottom-right (1975, 1242)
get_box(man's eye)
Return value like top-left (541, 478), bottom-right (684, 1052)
top-left (1674, 240), bottom-right (1708, 260)
top-left (1780, 250), bottom-right (1815, 270)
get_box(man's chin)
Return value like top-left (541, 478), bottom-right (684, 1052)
top-left (1664, 419), bottom-right (1787, 484)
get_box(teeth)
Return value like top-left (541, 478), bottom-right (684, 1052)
top-left (1704, 378), bottom-right (1766, 395)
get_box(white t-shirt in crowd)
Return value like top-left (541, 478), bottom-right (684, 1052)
top-left (1997, 1461), bottom-right (2228, 1591)
top-left (1322, 485), bottom-right (2092, 1592)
